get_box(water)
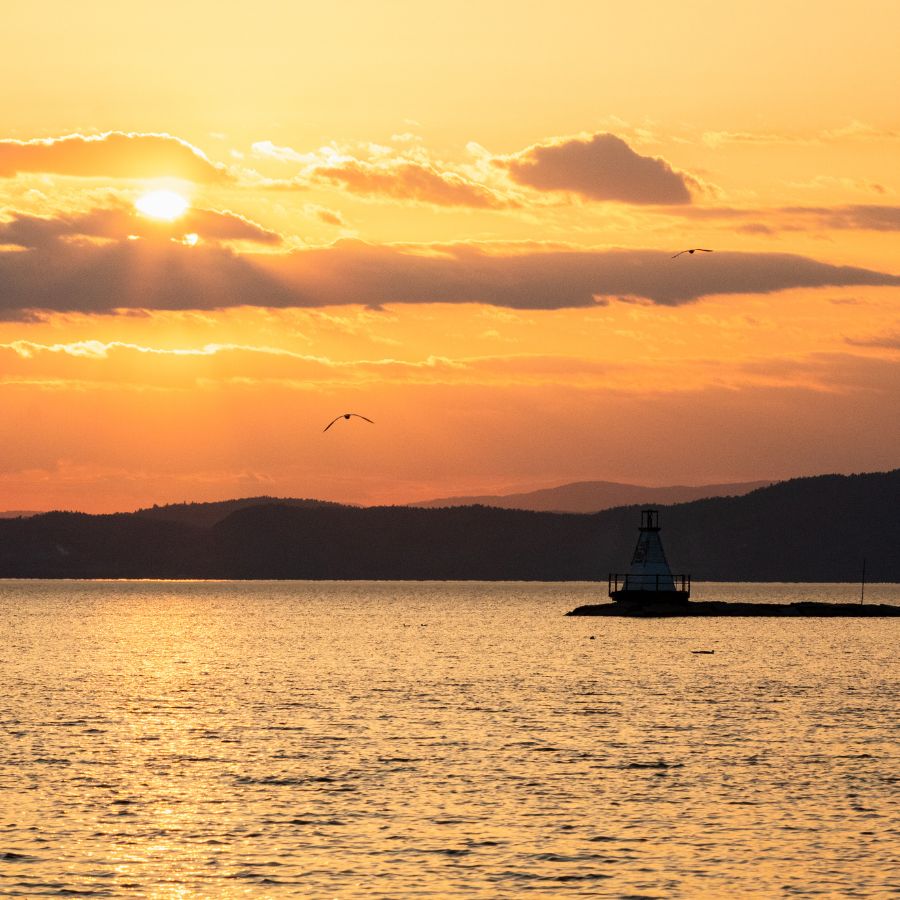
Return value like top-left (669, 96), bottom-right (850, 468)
top-left (1, 580), bottom-right (898, 898)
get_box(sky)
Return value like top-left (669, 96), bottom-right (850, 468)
top-left (1, 0), bottom-right (899, 512)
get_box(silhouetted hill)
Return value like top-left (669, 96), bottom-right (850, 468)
top-left (132, 496), bottom-right (345, 527)
top-left (211, 504), bottom-right (600, 580)
top-left (0, 470), bottom-right (896, 580)
top-left (412, 479), bottom-right (772, 512)
top-left (651, 471), bottom-right (899, 582)
top-left (0, 512), bottom-right (211, 578)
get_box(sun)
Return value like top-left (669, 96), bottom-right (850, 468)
top-left (135, 189), bottom-right (189, 221)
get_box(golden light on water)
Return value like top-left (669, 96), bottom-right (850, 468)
top-left (135, 189), bottom-right (189, 221)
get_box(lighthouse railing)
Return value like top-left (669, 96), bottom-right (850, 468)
top-left (608, 573), bottom-right (691, 595)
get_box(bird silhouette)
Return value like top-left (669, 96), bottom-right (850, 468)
top-left (323, 413), bottom-right (374, 432)
top-left (671, 248), bottom-right (713, 258)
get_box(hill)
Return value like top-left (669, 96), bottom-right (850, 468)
top-left (411, 479), bottom-right (772, 513)
top-left (132, 495), bottom-right (345, 527)
top-left (0, 470), bottom-right (896, 581)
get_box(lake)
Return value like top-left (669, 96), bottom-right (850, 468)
top-left (1, 580), bottom-right (898, 897)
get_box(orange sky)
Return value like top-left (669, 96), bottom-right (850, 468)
top-left (1, 1), bottom-right (899, 512)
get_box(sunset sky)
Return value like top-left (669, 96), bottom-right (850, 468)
top-left (2, 0), bottom-right (899, 512)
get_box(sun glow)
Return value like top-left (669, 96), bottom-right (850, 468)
top-left (135, 189), bottom-right (189, 221)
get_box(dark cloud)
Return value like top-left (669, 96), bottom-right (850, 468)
top-left (0, 205), bottom-right (280, 248)
top-left (1, 212), bottom-right (898, 319)
top-left (0, 132), bottom-right (228, 183)
top-left (261, 243), bottom-right (899, 309)
top-left (0, 237), bottom-right (296, 317)
top-left (501, 133), bottom-right (694, 204)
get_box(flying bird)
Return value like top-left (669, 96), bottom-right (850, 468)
top-left (323, 413), bottom-right (374, 432)
top-left (671, 248), bottom-right (714, 258)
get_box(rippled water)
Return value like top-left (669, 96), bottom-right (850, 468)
top-left (1, 580), bottom-right (898, 898)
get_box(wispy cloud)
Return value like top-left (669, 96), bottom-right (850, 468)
top-left (702, 121), bottom-right (900, 148)
top-left (845, 331), bottom-right (900, 350)
top-left (4, 338), bottom-right (898, 401)
top-left (2, 340), bottom-right (309, 360)
top-left (782, 205), bottom-right (900, 231)
top-left (673, 203), bottom-right (900, 233)
top-left (308, 159), bottom-right (517, 210)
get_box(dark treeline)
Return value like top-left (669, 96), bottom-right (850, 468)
top-left (0, 470), bottom-right (897, 581)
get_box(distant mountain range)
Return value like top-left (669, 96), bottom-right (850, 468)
top-left (0, 470), bottom-right (896, 581)
top-left (0, 481), bottom-right (772, 521)
top-left (411, 479), bottom-right (773, 513)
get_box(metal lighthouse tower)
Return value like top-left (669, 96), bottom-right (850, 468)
top-left (609, 510), bottom-right (691, 605)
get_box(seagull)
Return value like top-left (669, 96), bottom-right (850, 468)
top-left (672, 248), bottom-right (713, 258)
top-left (323, 413), bottom-right (374, 432)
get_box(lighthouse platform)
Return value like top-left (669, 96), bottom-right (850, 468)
top-left (567, 600), bottom-right (900, 617)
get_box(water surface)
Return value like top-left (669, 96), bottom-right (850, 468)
top-left (1, 580), bottom-right (898, 897)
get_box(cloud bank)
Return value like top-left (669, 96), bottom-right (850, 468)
top-left (1, 207), bottom-right (898, 318)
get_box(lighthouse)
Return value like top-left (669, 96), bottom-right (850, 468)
top-left (609, 509), bottom-right (691, 605)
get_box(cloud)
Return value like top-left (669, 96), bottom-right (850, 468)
top-left (0, 132), bottom-right (228, 182)
top-left (251, 132), bottom-right (700, 209)
top-left (701, 122), bottom-right (899, 148)
top-left (306, 205), bottom-right (346, 227)
top-left (0, 204), bottom-right (281, 248)
top-left (819, 121), bottom-right (899, 142)
top-left (1, 211), bottom-right (898, 318)
top-left (673, 204), bottom-right (900, 234)
top-left (845, 331), bottom-right (900, 350)
top-left (0, 338), bottom-right (471, 390)
top-left (248, 138), bottom-right (517, 209)
top-left (264, 243), bottom-right (900, 309)
top-left (0, 206), bottom-right (291, 318)
top-left (783, 205), bottom-right (900, 232)
top-left (787, 175), bottom-right (887, 195)
top-left (500, 133), bottom-right (694, 204)
top-left (250, 140), bottom-right (309, 164)
top-left (312, 159), bottom-right (515, 209)
top-left (2, 340), bottom-right (309, 361)
top-left (281, 159), bottom-right (516, 210)
top-left (701, 130), bottom-right (811, 148)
